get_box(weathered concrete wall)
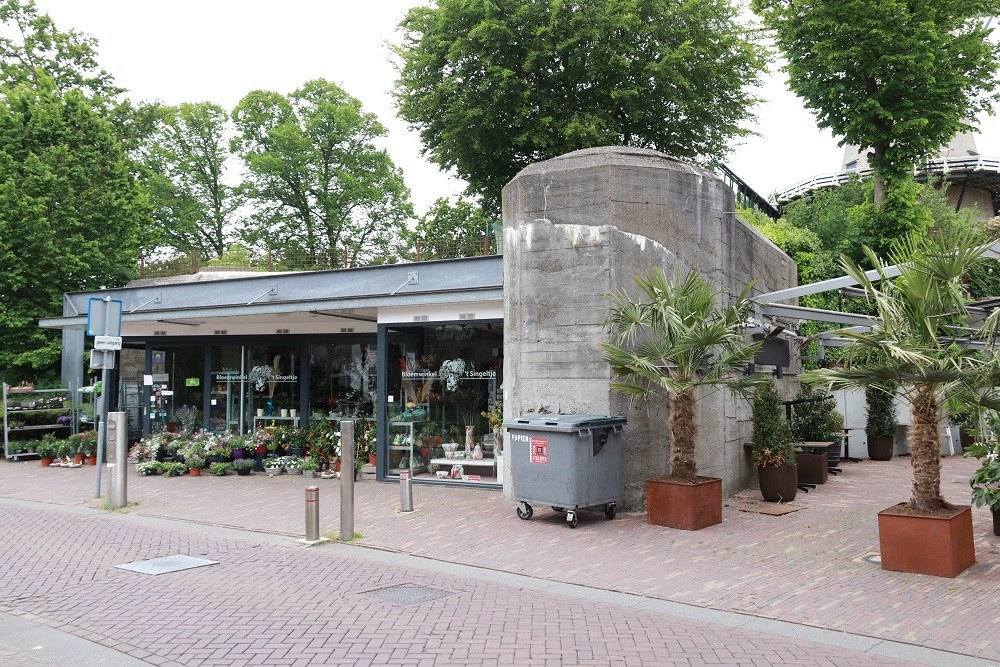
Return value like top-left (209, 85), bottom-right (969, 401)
top-left (502, 147), bottom-right (797, 509)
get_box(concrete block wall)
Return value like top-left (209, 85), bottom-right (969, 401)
top-left (502, 147), bottom-right (797, 509)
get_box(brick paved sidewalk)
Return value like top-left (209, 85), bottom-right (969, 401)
top-left (1, 454), bottom-right (997, 662)
top-left (0, 500), bottom-right (926, 667)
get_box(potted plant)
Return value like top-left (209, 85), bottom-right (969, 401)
top-left (300, 456), bottom-right (320, 478)
top-left (804, 228), bottom-right (997, 577)
top-left (865, 383), bottom-right (897, 460)
top-left (287, 428), bottom-right (307, 457)
top-left (79, 430), bottom-right (98, 464)
top-left (209, 461), bottom-right (231, 476)
top-left (263, 455), bottom-right (284, 476)
top-left (185, 453), bottom-right (205, 476)
top-left (601, 268), bottom-right (766, 530)
top-left (482, 400), bottom-right (504, 482)
top-left (162, 461), bottom-right (187, 477)
top-left (790, 388), bottom-right (837, 485)
top-left (34, 437), bottom-right (57, 466)
top-left (284, 456), bottom-right (303, 474)
top-left (965, 436), bottom-right (1000, 535)
top-left (136, 461), bottom-right (162, 476)
top-left (232, 458), bottom-right (255, 476)
top-left (751, 380), bottom-right (797, 502)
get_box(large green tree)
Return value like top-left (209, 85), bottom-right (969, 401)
top-left (394, 0), bottom-right (767, 211)
top-left (144, 102), bottom-right (240, 259)
top-left (232, 79), bottom-right (413, 267)
top-left (753, 0), bottom-right (1000, 206)
top-left (0, 82), bottom-right (149, 381)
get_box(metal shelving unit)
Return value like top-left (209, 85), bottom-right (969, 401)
top-left (2, 383), bottom-right (76, 461)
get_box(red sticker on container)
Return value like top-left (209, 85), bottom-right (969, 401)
top-left (530, 437), bottom-right (548, 464)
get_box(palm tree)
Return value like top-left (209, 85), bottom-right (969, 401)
top-left (803, 228), bottom-right (1000, 511)
top-left (600, 268), bottom-right (766, 481)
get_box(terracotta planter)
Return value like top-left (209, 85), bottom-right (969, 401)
top-left (72, 454), bottom-right (84, 464)
top-left (84, 455), bottom-right (97, 466)
top-left (368, 454), bottom-right (376, 466)
top-left (796, 452), bottom-right (827, 485)
top-left (334, 460), bottom-right (341, 472)
top-left (40, 457), bottom-right (54, 467)
top-left (867, 435), bottom-right (894, 461)
top-left (189, 467), bottom-right (201, 477)
top-left (877, 504), bottom-right (975, 577)
top-left (646, 476), bottom-right (722, 530)
top-left (757, 465), bottom-right (797, 502)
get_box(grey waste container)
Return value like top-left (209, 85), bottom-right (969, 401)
top-left (504, 414), bottom-right (626, 528)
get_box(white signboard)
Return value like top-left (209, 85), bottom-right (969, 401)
top-left (94, 335), bottom-right (122, 351)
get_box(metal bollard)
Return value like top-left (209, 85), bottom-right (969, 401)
top-left (339, 420), bottom-right (355, 542)
top-left (305, 486), bottom-right (320, 542)
top-left (400, 468), bottom-right (414, 512)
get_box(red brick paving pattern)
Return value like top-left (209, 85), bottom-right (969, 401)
top-left (1, 454), bottom-right (996, 662)
top-left (0, 501), bottom-right (910, 666)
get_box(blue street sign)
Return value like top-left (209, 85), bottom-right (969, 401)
top-left (86, 297), bottom-right (123, 337)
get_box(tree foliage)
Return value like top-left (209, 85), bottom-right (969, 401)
top-left (0, 82), bottom-right (148, 380)
top-left (409, 197), bottom-right (497, 259)
top-left (394, 0), bottom-right (767, 211)
top-left (144, 102), bottom-right (240, 259)
top-left (754, 0), bottom-right (1000, 204)
top-left (0, 0), bottom-right (120, 99)
top-left (601, 268), bottom-right (767, 480)
top-left (232, 79), bottom-right (413, 267)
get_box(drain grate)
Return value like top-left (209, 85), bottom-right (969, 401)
top-left (115, 555), bottom-right (219, 575)
top-left (369, 584), bottom-right (451, 606)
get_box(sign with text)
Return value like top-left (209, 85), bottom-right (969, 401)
top-left (94, 335), bottom-right (122, 351)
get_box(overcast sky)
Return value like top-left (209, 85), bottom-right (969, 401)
top-left (32, 0), bottom-right (1000, 215)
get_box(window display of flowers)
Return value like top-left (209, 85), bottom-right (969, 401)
top-left (439, 358), bottom-right (466, 391)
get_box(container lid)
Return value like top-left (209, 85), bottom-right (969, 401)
top-left (502, 414), bottom-right (627, 432)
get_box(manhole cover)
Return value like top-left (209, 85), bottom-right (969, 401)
top-left (369, 584), bottom-right (451, 606)
top-left (115, 555), bottom-right (219, 575)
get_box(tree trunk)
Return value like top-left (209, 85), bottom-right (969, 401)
top-left (909, 386), bottom-right (945, 511)
top-left (668, 389), bottom-right (697, 480)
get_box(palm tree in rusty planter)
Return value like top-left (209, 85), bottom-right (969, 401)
top-left (804, 228), bottom-right (1000, 512)
top-left (601, 268), bottom-right (767, 480)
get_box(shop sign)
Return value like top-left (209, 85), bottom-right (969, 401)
top-left (185, 377), bottom-right (200, 387)
top-left (530, 437), bottom-right (548, 464)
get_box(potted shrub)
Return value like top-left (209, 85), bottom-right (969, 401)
top-left (964, 437), bottom-right (1000, 535)
top-left (79, 431), bottom-right (98, 464)
top-left (287, 428), bottom-right (308, 457)
top-left (33, 438), bottom-right (56, 466)
top-left (185, 453), bottom-right (205, 476)
top-left (865, 383), bottom-right (898, 460)
top-left (790, 389), bottom-right (837, 485)
top-left (209, 461), bottom-right (231, 476)
top-left (162, 461), bottom-right (187, 477)
top-left (804, 229), bottom-right (996, 577)
top-left (751, 380), bottom-right (797, 502)
top-left (232, 458), bottom-right (255, 476)
top-left (263, 455), bottom-right (284, 476)
top-left (601, 268), bottom-right (766, 530)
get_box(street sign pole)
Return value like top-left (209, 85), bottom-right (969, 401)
top-left (89, 296), bottom-right (122, 500)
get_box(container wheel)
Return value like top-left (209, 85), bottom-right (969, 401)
top-left (551, 506), bottom-right (564, 512)
top-left (604, 503), bottom-right (616, 520)
top-left (516, 503), bottom-right (533, 520)
top-left (567, 512), bottom-right (578, 529)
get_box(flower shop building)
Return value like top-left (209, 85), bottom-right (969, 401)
top-left (40, 256), bottom-right (506, 487)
